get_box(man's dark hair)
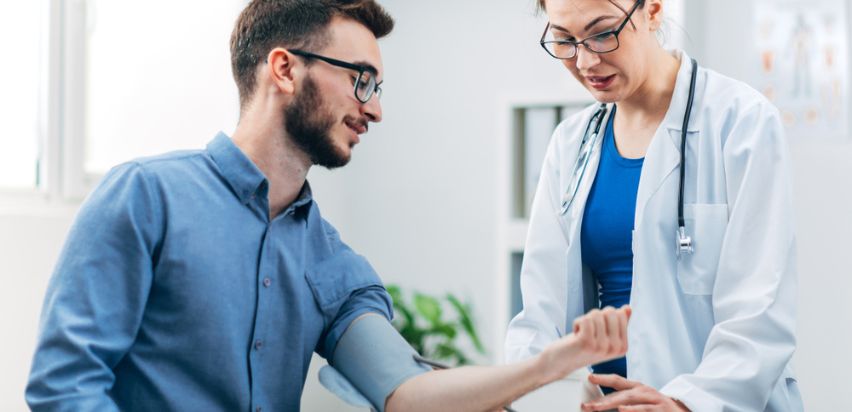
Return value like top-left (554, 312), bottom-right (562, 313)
top-left (230, 0), bottom-right (394, 108)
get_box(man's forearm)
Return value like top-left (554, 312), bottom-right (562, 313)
top-left (385, 355), bottom-right (568, 412)
top-left (384, 306), bottom-right (631, 411)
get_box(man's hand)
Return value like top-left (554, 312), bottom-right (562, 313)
top-left (535, 305), bottom-right (631, 383)
top-left (580, 374), bottom-right (690, 412)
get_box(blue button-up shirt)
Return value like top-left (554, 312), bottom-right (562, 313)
top-left (26, 133), bottom-right (393, 411)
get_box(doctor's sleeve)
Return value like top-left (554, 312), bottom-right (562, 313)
top-left (504, 127), bottom-right (571, 363)
top-left (25, 163), bottom-right (162, 412)
top-left (660, 102), bottom-right (798, 411)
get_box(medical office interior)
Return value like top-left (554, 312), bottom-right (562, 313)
top-left (1, 0), bottom-right (850, 410)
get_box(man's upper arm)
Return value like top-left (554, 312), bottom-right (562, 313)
top-left (306, 245), bottom-right (393, 359)
top-left (26, 162), bottom-right (163, 411)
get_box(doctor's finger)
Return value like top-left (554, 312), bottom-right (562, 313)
top-left (588, 373), bottom-right (639, 390)
top-left (618, 405), bottom-right (657, 412)
top-left (581, 389), bottom-right (658, 411)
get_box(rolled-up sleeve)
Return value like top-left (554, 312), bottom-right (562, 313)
top-left (26, 162), bottom-right (163, 411)
top-left (305, 239), bottom-right (393, 360)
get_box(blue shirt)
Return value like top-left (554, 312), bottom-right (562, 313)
top-left (580, 107), bottom-right (643, 381)
top-left (26, 133), bottom-right (393, 412)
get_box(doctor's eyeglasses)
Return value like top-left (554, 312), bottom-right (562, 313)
top-left (539, 0), bottom-right (643, 60)
top-left (288, 49), bottom-right (382, 103)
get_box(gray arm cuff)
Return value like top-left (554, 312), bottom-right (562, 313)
top-left (331, 314), bottom-right (431, 412)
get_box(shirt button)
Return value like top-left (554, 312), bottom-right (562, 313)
top-left (262, 277), bottom-right (272, 288)
top-left (254, 340), bottom-right (263, 350)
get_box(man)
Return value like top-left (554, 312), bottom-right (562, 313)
top-left (26, 1), bottom-right (630, 411)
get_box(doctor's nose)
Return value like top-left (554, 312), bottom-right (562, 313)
top-left (575, 46), bottom-right (602, 72)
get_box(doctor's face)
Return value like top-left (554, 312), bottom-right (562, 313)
top-left (541, 0), bottom-right (662, 103)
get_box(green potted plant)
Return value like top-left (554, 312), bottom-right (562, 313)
top-left (385, 284), bottom-right (486, 366)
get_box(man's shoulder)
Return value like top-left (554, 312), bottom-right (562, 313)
top-left (129, 149), bottom-right (209, 174)
top-left (105, 148), bottom-right (213, 187)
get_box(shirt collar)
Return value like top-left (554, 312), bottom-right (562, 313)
top-left (290, 181), bottom-right (314, 211)
top-left (207, 132), bottom-right (268, 205)
top-left (207, 133), bottom-right (314, 212)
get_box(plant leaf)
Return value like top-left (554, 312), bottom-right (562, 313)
top-left (386, 284), bottom-right (402, 302)
top-left (428, 323), bottom-right (457, 339)
top-left (414, 293), bottom-right (442, 324)
top-left (447, 294), bottom-right (485, 353)
top-left (435, 343), bottom-right (469, 366)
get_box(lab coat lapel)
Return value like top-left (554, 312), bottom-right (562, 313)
top-left (634, 126), bottom-right (680, 230)
top-left (634, 52), bottom-right (698, 230)
top-left (564, 107), bottom-right (614, 247)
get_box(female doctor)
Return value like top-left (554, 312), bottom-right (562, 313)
top-left (504, 0), bottom-right (802, 411)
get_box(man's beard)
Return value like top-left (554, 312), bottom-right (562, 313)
top-left (285, 74), bottom-right (351, 169)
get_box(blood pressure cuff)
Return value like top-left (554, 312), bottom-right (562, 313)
top-left (325, 314), bottom-right (431, 411)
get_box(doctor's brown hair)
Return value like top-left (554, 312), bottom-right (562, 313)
top-left (230, 0), bottom-right (394, 108)
top-left (537, 0), bottom-right (645, 14)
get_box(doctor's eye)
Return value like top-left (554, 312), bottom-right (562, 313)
top-left (587, 31), bottom-right (618, 51)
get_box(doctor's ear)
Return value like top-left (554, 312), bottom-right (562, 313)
top-left (643, 0), bottom-right (665, 31)
top-left (265, 48), bottom-right (298, 96)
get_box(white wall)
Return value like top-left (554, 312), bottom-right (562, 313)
top-left (2, 1), bottom-right (850, 411)
top-left (0, 203), bottom-right (75, 411)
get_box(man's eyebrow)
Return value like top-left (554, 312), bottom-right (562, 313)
top-left (354, 60), bottom-right (379, 75)
top-left (550, 15), bottom-right (619, 36)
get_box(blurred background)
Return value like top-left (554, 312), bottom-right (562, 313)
top-left (1, 0), bottom-right (850, 410)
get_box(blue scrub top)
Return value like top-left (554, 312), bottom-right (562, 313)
top-left (580, 107), bottom-right (643, 386)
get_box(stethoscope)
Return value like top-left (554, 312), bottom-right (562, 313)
top-left (560, 58), bottom-right (699, 258)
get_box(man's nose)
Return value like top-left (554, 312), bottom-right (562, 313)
top-left (362, 95), bottom-right (382, 123)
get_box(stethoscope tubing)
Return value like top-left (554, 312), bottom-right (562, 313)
top-left (560, 58), bottom-right (699, 256)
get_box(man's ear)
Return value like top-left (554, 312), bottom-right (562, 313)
top-left (266, 47), bottom-right (298, 96)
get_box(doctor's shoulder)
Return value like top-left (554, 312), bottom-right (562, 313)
top-left (698, 67), bottom-right (784, 146)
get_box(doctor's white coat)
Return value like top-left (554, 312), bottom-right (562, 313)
top-left (505, 52), bottom-right (803, 412)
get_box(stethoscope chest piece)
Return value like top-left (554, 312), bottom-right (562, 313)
top-left (677, 226), bottom-right (694, 258)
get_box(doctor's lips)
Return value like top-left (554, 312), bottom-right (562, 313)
top-left (585, 74), bottom-right (616, 90)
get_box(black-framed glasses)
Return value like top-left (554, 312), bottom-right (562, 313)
top-left (539, 0), bottom-right (644, 60)
top-left (289, 49), bottom-right (382, 103)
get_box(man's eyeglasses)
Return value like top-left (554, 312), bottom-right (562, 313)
top-left (289, 49), bottom-right (382, 103)
top-left (539, 0), bottom-right (644, 60)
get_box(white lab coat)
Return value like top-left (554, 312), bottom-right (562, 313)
top-left (505, 51), bottom-right (802, 412)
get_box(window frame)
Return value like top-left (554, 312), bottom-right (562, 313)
top-left (0, 0), bottom-right (98, 208)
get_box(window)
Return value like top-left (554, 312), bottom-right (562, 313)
top-left (83, 0), bottom-right (243, 175)
top-left (0, 1), bottom-right (44, 189)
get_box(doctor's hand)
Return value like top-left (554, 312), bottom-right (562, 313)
top-left (534, 305), bottom-right (631, 383)
top-left (580, 374), bottom-right (690, 412)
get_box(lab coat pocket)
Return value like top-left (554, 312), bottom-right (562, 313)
top-left (305, 250), bottom-right (385, 321)
top-left (676, 203), bottom-right (729, 295)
